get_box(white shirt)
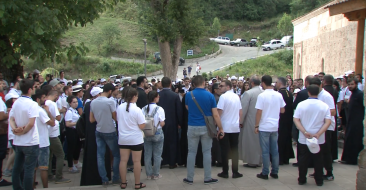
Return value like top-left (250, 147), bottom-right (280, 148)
top-left (294, 99), bottom-right (331, 144)
top-left (318, 89), bottom-right (336, 131)
top-left (36, 106), bottom-right (50, 148)
top-left (59, 78), bottom-right (68, 86)
top-left (142, 104), bottom-right (165, 130)
top-left (358, 81), bottom-right (364, 91)
top-left (182, 86), bottom-right (190, 93)
top-left (117, 102), bottom-right (145, 145)
top-left (255, 89), bottom-right (286, 132)
top-left (45, 100), bottom-right (60, 137)
top-left (342, 86), bottom-right (352, 100)
top-left (10, 97), bottom-right (39, 146)
top-left (65, 107), bottom-right (80, 129)
top-left (217, 90), bottom-right (242, 133)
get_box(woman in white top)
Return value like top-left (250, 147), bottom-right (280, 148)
top-left (117, 87), bottom-right (146, 189)
top-left (65, 95), bottom-right (82, 173)
top-left (142, 91), bottom-right (165, 180)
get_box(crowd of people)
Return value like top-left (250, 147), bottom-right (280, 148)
top-left (0, 68), bottom-right (364, 189)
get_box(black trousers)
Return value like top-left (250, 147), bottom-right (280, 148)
top-left (219, 133), bottom-right (239, 174)
top-left (323, 131), bottom-right (333, 175)
top-left (298, 143), bottom-right (324, 184)
top-left (0, 134), bottom-right (8, 179)
top-left (66, 127), bottom-right (82, 167)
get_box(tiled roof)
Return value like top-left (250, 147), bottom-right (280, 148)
top-left (324, 0), bottom-right (351, 9)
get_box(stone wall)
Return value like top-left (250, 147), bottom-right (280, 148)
top-left (292, 0), bottom-right (365, 78)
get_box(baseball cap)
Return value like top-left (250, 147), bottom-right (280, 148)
top-left (72, 85), bottom-right (83, 93)
top-left (90, 87), bottom-right (103, 97)
top-left (49, 79), bottom-right (60, 87)
top-left (231, 76), bottom-right (237, 80)
top-left (5, 92), bottom-right (19, 101)
top-left (306, 137), bottom-right (320, 154)
top-left (100, 78), bottom-right (106, 83)
top-left (115, 79), bottom-right (121, 83)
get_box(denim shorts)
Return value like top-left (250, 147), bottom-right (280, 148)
top-left (37, 147), bottom-right (50, 170)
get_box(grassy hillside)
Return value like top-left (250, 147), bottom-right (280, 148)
top-left (213, 50), bottom-right (293, 78)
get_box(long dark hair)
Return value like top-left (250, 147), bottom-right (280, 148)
top-left (241, 82), bottom-right (249, 96)
top-left (146, 91), bottom-right (159, 113)
top-left (333, 79), bottom-right (341, 92)
top-left (125, 87), bottom-right (138, 112)
top-left (83, 87), bottom-right (93, 106)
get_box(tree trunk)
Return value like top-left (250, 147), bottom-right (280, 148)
top-left (171, 36), bottom-right (183, 81)
top-left (158, 37), bottom-right (173, 80)
top-left (0, 35), bottom-right (24, 81)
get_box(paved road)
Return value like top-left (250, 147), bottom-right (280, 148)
top-left (148, 45), bottom-right (278, 80)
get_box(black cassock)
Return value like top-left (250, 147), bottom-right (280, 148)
top-left (80, 101), bottom-right (111, 186)
top-left (324, 85), bottom-right (339, 160)
top-left (179, 94), bottom-right (188, 166)
top-left (158, 89), bottom-right (183, 166)
top-left (341, 88), bottom-right (365, 165)
top-left (278, 88), bottom-right (295, 165)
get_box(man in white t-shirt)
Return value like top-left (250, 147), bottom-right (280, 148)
top-left (9, 79), bottom-right (39, 190)
top-left (308, 77), bottom-right (336, 181)
top-left (217, 80), bottom-right (243, 179)
top-left (32, 89), bottom-right (56, 188)
top-left (254, 75), bottom-right (285, 180)
top-left (293, 84), bottom-right (331, 186)
top-left (44, 90), bottom-right (71, 184)
top-left (59, 71), bottom-right (68, 86)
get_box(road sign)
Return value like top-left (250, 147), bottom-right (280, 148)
top-left (187, 50), bottom-right (193, 56)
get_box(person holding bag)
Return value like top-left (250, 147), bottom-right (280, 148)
top-left (183, 75), bottom-right (224, 185)
top-left (142, 91), bottom-right (165, 180)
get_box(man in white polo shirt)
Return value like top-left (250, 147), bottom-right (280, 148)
top-left (255, 75), bottom-right (285, 180)
top-left (293, 84), bottom-right (331, 186)
top-left (9, 79), bottom-right (39, 190)
top-left (217, 80), bottom-right (243, 179)
top-left (32, 89), bottom-right (55, 188)
top-left (308, 77), bottom-right (336, 181)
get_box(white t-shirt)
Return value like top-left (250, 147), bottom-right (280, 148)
top-left (217, 90), bottom-right (242, 133)
top-left (36, 106), bottom-right (50, 148)
top-left (65, 107), bottom-right (80, 129)
top-left (117, 102), bottom-right (145, 145)
top-left (10, 97), bottom-right (39, 146)
top-left (342, 87), bottom-right (352, 100)
top-left (142, 104), bottom-right (165, 130)
top-left (255, 89), bottom-right (286, 132)
top-left (45, 100), bottom-right (60, 137)
top-left (318, 89), bottom-right (336, 131)
top-left (294, 99), bottom-right (331, 144)
top-left (358, 81), bottom-right (364, 91)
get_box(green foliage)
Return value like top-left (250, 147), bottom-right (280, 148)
top-left (277, 13), bottom-right (293, 36)
top-left (0, 0), bottom-right (122, 68)
top-left (201, 72), bottom-right (208, 79)
top-left (290, 0), bottom-right (332, 18)
top-left (108, 0), bottom-right (139, 21)
top-left (102, 24), bottom-right (121, 46)
top-left (211, 17), bottom-right (221, 36)
top-left (214, 50), bottom-right (293, 77)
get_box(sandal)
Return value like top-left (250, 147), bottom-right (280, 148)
top-left (135, 183), bottom-right (146, 189)
top-left (120, 182), bottom-right (127, 189)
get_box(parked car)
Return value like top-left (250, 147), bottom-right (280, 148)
top-left (261, 40), bottom-right (285, 51)
top-left (230, 39), bottom-right (249, 47)
top-left (280, 35), bottom-right (293, 46)
top-left (154, 52), bottom-right (185, 66)
top-left (214, 36), bottom-right (230, 45)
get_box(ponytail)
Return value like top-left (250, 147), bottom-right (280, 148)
top-left (124, 86), bottom-right (138, 112)
top-left (146, 90), bottom-right (159, 113)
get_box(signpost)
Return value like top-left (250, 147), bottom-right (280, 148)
top-left (187, 50), bottom-right (193, 56)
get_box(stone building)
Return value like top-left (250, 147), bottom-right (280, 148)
top-left (292, 0), bottom-right (365, 79)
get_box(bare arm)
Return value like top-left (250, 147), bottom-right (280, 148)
top-left (20, 117), bottom-right (37, 135)
top-left (314, 119), bottom-right (331, 139)
top-left (89, 111), bottom-right (96, 123)
top-left (160, 121), bottom-right (165, 127)
top-left (212, 108), bottom-right (224, 139)
top-left (138, 123), bottom-right (146, 130)
top-left (44, 108), bottom-right (56, 127)
top-left (217, 109), bottom-right (223, 117)
top-left (255, 109), bottom-right (262, 127)
top-left (112, 111), bottom-right (117, 122)
top-left (337, 101), bottom-right (343, 116)
top-left (77, 108), bottom-right (83, 116)
top-left (0, 111), bottom-right (8, 120)
top-left (239, 109), bottom-right (243, 125)
top-left (293, 118), bottom-right (311, 138)
top-left (55, 115), bottom-right (61, 121)
top-left (330, 109), bottom-right (336, 116)
top-left (66, 121), bottom-right (77, 127)
top-left (280, 107), bottom-right (285, 113)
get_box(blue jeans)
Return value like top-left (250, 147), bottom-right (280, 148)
top-left (12, 145), bottom-right (39, 190)
top-left (259, 131), bottom-right (279, 175)
top-left (144, 129), bottom-right (164, 177)
top-left (186, 126), bottom-right (212, 181)
top-left (95, 131), bottom-right (121, 182)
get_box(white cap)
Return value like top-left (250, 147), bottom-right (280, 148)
top-left (72, 85), bottom-right (83, 92)
top-left (314, 73), bottom-right (319, 76)
top-left (90, 87), bottom-right (103, 97)
top-left (336, 76), bottom-right (343, 79)
top-left (226, 74), bottom-right (230, 76)
top-left (306, 137), bottom-right (320, 154)
top-left (100, 78), bottom-right (106, 82)
top-left (209, 81), bottom-right (212, 85)
top-left (238, 77), bottom-right (244, 81)
top-left (77, 81), bottom-right (83, 86)
top-left (5, 92), bottom-right (19, 101)
top-left (294, 89), bottom-right (301, 94)
top-left (345, 70), bottom-right (354, 75)
top-left (231, 76), bottom-right (237, 80)
top-left (212, 78), bottom-right (217, 80)
top-left (115, 79), bottom-right (121, 83)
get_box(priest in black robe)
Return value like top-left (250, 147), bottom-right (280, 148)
top-left (158, 77), bottom-right (183, 168)
top-left (341, 78), bottom-right (364, 165)
top-left (276, 77), bottom-right (295, 165)
top-left (80, 101), bottom-right (111, 186)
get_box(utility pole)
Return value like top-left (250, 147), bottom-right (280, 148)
top-left (143, 39), bottom-right (147, 76)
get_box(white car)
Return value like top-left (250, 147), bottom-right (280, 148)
top-left (214, 36), bottom-right (230, 45)
top-left (262, 40), bottom-right (285, 51)
top-left (280, 36), bottom-right (293, 46)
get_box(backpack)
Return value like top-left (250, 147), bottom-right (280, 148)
top-left (142, 106), bottom-right (160, 137)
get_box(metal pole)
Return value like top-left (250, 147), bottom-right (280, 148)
top-left (143, 39), bottom-right (147, 76)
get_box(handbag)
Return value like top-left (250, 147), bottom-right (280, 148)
top-left (190, 91), bottom-right (217, 138)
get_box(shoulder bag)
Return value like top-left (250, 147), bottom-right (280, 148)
top-left (190, 91), bottom-right (217, 138)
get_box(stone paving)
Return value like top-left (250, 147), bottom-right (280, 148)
top-left (1, 147), bottom-right (358, 190)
